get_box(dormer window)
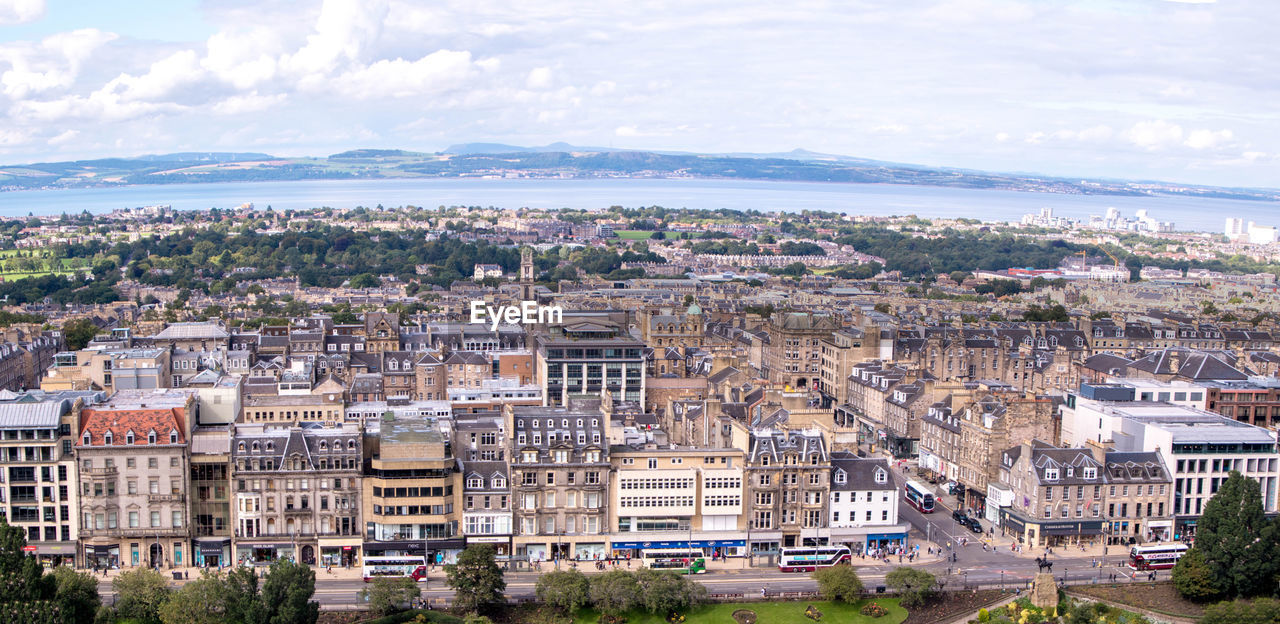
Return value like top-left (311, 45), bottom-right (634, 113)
top-left (834, 469), bottom-right (847, 484)
top-left (237, 442), bottom-right (245, 452)
top-left (126, 431), bottom-right (134, 444)
top-left (82, 432), bottom-right (90, 445)
top-left (1066, 467), bottom-right (1074, 477)
top-left (104, 431), bottom-right (113, 445)
top-left (874, 468), bottom-right (887, 484)
top-left (169, 430), bottom-right (178, 444)
top-left (760, 455), bottom-right (770, 467)
top-left (147, 431), bottom-right (156, 444)
top-left (348, 440), bottom-right (356, 451)
top-left (467, 476), bottom-right (482, 489)
top-left (1083, 467), bottom-right (1097, 480)
top-left (1045, 468), bottom-right (1059, 481)
top-left (492, 477), bottom-right (505, 489)
top-left (266, 442), bottom-right (275, 452)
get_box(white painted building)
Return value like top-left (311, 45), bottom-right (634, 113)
top-left (827, 452), bottom-right (909, 553)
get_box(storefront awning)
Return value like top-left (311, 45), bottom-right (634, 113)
top-left (609, 539), bottom-right (745, 550)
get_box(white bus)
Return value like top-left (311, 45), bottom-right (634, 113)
top-left (904, 479), bottom-right (935, 513)
top-left (1129, 543), bottom-right (1188, 570)
top-left (641, 549), bottom-right (707, 574)
top-left (362, 555), bottom-right (429, 582)
top-left (778, 546), bottom-right (851, 572)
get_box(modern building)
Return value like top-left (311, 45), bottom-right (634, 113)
top-left (534, 319), bottom-right (646, 406)
top-left (0, 395), bottom-right (86, 566)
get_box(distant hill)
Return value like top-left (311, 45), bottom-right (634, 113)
top-left (1, 144), bottom-right (1278, 203)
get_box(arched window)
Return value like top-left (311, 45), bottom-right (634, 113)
top-left (238, 442), bottom-right (245, 452)
top-left (347, 440), bottom-right (356, 451)
top-left (252, 442), bottom-right (259, 452)
top-left (148, 430), bottom-right (157, 444)
top-left (266, 442), bottom-right (275, 452)
top-left (319, 442), bottom-right (327, 452)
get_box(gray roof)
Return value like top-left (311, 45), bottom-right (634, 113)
top-left (0, 400), bottom-right (69, 428)
top-left (153, 322), bottom-right (230, 340)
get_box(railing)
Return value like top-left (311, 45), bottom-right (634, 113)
top-left (147, 494), bottom-right (185, 503)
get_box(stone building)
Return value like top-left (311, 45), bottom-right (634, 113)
top-left (744, 428), bottom-right (830, 551)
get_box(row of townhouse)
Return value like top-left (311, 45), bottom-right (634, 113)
top-left (13, 378), bottom-right (916, 570)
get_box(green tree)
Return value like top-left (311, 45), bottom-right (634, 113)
top-left (222, 565), bottom-right (264, 624)
top-left (1199, 597), bottom-right (1280, 624)
top-left (1192, 471), bottom-right (1280, 597)
top-left (359, 576), bottom-right (421, 616)
top-left (634, 568), bottom-right (706, 615)
top-left (52, 566), bottom-right (101, 624)
top-left (885, 567), bottom-right (936, 608)
top-left (535, 569), bottom-right (591, 614)
top-left (62, 317), bottom-right (99, 350)
top-left (113, 567), bottom-right (170, 624)
top-left (445, 545), bottom-right (506, 614)
top-left (1171, 548), bottom-right (1222, 602)
top-left (948, 271), bottom-right (971, 285)
top-left (813, 564), bottom-right (864, 603)
top-left (589, 570), bottom-right (640, 618)
top-left (158, 571), bottom-right (229, 624)
top-left (259, 559), bottom-right (319, 624)
top-left (348, 273), bottom-right (379, 289)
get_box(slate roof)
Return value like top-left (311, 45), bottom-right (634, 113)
top-left (830, 451), bottom-right (893, 491)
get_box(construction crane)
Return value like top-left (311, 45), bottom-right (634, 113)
top-left (1099, 247), bottom-right (1121, 268)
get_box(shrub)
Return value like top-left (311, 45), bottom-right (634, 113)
top-left (860, 602), bottom-right (889, 618)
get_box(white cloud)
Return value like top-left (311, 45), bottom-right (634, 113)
top-left (0, 28), bottom-right (117, 98)
top-left (46, 129), bottom-right (77, 145)
top-left (281, 0), bottom-right (389, 77)
top-left (0, 0), bottom-right (43, 25)
top-left (211, 92), bottom-right (286, 115)
top-left (1184, 128), bottom-right (1232, 150)
top-left (1124, 120), bottom-right (1184, 150)
top-left (202, 29), bottom-right (281, 90)
top-left (99, 50), bottom-right (205, 102)
top-left (994, 132), bottom-right (1010, 143)
top-left (526, 66), bottom-right (553, 90)
top-left (329, 50), bottom-right (478, 99)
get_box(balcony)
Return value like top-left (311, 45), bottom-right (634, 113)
top-left (86, 467), bottom-right (118, 476)
top-left (147, 494), bottom-right (186, 503)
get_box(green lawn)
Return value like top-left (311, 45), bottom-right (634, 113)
top-left (615, 230), bottom-right (672, 240)
top-left (571, 599), bottom-right (906, 624)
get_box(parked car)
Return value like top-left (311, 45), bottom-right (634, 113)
top-left (952, 509), bottom-right (968, 524)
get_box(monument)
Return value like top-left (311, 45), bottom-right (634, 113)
top-left (1030, 572), bottom-right (1058, 609)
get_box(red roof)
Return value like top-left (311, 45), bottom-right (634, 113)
top-left (77, 407), bottom-right (187, 447)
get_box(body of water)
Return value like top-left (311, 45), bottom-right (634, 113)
top-left (0, 177), bottom-right (1274, 233)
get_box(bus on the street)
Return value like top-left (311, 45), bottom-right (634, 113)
top-left (362, 555), bottom-right (429, 582)
top-left (904, 479), bottom-right (936, 513)
top-left (777, 546), bottom-right (852, 572)
top-left (641, 549), bottom-right (707, 574)
top-left (1129, 543), bottom-right (1188, 570)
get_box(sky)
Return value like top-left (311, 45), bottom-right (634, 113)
top-left (0, 0), bottom-right (1275, 188)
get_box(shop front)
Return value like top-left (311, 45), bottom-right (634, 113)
top-left (363, 538), bottom-right (465, 567)
top-left (86, 544), bottom-right (119, 570)
top-left (999, 509), bottom-right (1103, 547)
top-left (609, 538), bottom-right (747, 560)
top-left (29, 542), bottom-right (77, 568)
top-left (829, 525), bottom-right (910, 555)
top-left (1174, 517), bottom-right (1197, 542)
top-left (1146, 520), bottom-right (1173, 543)
top-left (194, 538), bottom-right (231, 568)
top-left (235, 541), bottom-right (296, 566)
top-left (465, 535), bottom-right (512, 559)
top-left (319, 537), bottom-right (362, 568)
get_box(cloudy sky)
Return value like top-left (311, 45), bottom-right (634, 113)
top-left (0, 0), bottom-right (1274, 187)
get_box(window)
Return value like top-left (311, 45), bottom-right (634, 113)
top-left (150, 511), bottom-right (161, 527)
top-left (148, 431), bottom-right (156, 444)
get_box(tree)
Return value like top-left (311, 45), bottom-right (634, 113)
top-left (62, 318), bottom-right (99, 350)
top-left (445, 545), bottom-right (506, 614)
top-left (259, 559), bottom-right (319, 624)
top-left (535, 569), bottom-right (591, 614)
top-left (1171, 548), bottom-right (1222, 602)
top-left (348, 273), bottom-right (379, 289)
top-left (52, 566), bottom-right (101, 624)
top-left (589, 570), bottom-right (640, 618)
top-left (885, 567), bottom-right (936, 608)
top-left (1191, 471), bottom-right (1280, 598)
top-left (634, 568), bottom-right (706, 615)
top-left (1199, 597), bottom-right (1280, 624)
top-left (113, 567), bottom-right (170, 624)
top-left (813, 565), bottom-right (864, 603)
top-left (222, 565), bottom-right (264, 624)
top-left (158, 571), bottom-right (230, 624)
top-left (359, 576), bottom-right (421, 616)
top-left (948, 271), bottom-right (971, 285)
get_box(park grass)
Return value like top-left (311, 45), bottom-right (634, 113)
top-left (615, 230), bottom-right (671, 240)
top-left (571, 599), bottom-right (906, 624)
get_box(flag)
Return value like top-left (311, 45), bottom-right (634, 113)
top-left (1023, 496), bottom-right (1030, 508)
